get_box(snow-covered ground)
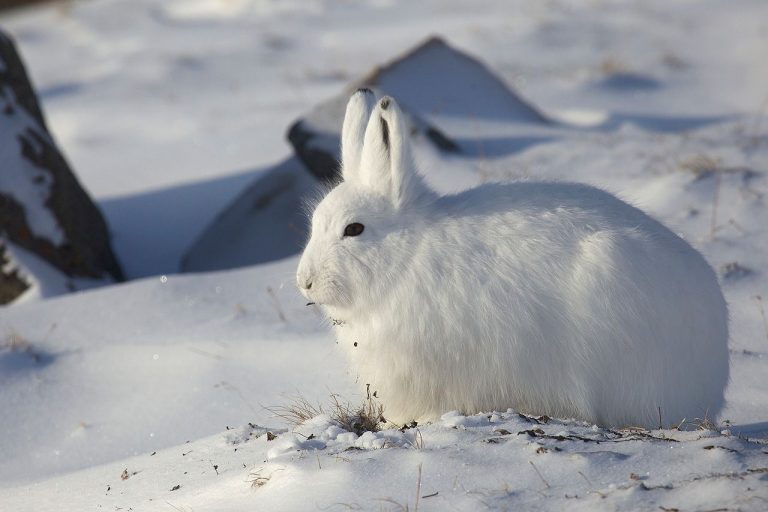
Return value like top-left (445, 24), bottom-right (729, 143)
top-left (1, 0), bottom-right (767, 510)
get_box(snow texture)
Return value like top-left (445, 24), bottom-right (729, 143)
top-left (0, 0), bottom-right (767, 510)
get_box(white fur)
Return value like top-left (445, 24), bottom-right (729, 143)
top-left (297, 92), bottom-right (729, 428)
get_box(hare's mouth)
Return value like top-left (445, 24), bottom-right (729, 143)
top-left (301, 277), bottom-right (350, 309)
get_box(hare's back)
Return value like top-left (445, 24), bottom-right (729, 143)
top-left (434, 181), bottom-right (695, 268)
top-left (422, 181), bottom-right (727, 426)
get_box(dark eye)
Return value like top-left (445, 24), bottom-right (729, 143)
top-left (343, 222), bottom-right (365, 237)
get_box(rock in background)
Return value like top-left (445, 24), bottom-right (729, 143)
top-left (288, 36), bottom-right (548, 182)
top-left (288, 84), bottom-right (460, 183)
top-left (0, 30), bottom-right (123, 304)
top-left (183, 36), bottom-right (547, 273)
top-left (181, 157), bottom-right (317, 274)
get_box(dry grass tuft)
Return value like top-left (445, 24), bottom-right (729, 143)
top-left (678, 154), bottom-right (723, 180)
top-left (268, 392), bottom-right (385, 436)
top-left (599, 57), bottom-right (630, 75)
top-left (267, 395), bottom-right (322, 426)
top-left (248, 466), bottom-right (284, 488)
top-left (675, 410), bottom-right (718, 432)
top-left (1, 329), bottom-right (30, 352)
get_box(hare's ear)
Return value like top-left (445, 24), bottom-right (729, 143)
top-left (359, 96), bottom-right (421, 208)
top-left (341, 88), bottom-right (377, 181)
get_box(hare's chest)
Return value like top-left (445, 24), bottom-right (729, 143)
top-left (336, 319), bottom-right (382, 349)
top-left (335, 319), bottom-right (405, 366)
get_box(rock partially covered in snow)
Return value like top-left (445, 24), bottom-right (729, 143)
top-left (183, 36), bottom-right (551, 272)
top-left (0, 30), bottom-right (123, 303)
top-left (289, 36), bottom-right (547, 181)
top-left (360, 36), bottom-right (548, 123)
top-left (288, 85), bottom-right (459, 181)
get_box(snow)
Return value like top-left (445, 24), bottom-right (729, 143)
top-left (0, 258), bottom-right (351, 483)
top-left (2, 410), bottom-right (766, 511)
top-left (1, 0), bottom-right (767, 510)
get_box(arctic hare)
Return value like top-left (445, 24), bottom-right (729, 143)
top-left (297, 89), bottom-right (729, 428)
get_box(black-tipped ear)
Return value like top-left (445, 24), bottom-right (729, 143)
top-left (341, 89), bottom-right (376, 182)
top-left (380, 117), bottom-right (390, 150)
top-left (359, 96), bottom-right (424, 208)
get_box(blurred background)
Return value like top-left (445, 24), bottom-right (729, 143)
top-left (3, 0), bottom-right (766, 295)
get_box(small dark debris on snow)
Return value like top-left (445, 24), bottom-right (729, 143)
top-left (344, 446), bottom-right (364, 452)
top-left (267, 431), bottom-right (277, 441)
top-left (518, 413), bottom-right (550, 424)
top-left (730, 348), bottom-right (762, 357)
top-left (170, 484), bottom-right (181, 492)
top-left (495, 429), bottom-right (512, 435)
top-left (519, 428), bottom-right (600, 443)
top-left (606, 428), bottom-right (679, 443)
top-left (719, 262), bottom-right (754, 281)
top-left (485, 438), bottom-right (502, 444)
top-left (150, 451), bottom-right (156, 456)
top-left (422, 491), bottom-right (439, 499)
top-left (703, 445), bottom-right (739, 453)
top-left (182, 450), bottom-right (193, 456)
top-left (629, 472), bottom-right (647, 481)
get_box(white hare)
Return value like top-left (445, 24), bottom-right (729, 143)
top-left (297, 89), bottom-right (729, 428)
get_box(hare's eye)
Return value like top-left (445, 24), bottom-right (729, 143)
top-left (343, 223), bottom-right (365, 237)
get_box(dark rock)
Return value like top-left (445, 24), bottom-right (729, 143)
top-left (0, 241), bottom-right (29, 304)
top-left (0, 30), bottom-right (123, 304)
top-left (181, 157), bottom-right (316, 273)
top-left (719, 262), bottom-right (754, 281)
top-left (287, 86), bottom-right (459, 182)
